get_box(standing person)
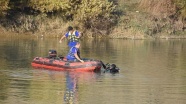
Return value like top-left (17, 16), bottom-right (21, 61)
top-left (59, 26), bottom-right (81, 48)
top-left (66, 42), bottom-right (84, 63)
top-left (59, 26), bottom-right (81, 57)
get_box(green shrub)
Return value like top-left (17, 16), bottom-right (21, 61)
top-left (74, 0), bottom-right (117, 35)
top-left (0, 0), bottom-right (118, 36)
top-left (0, 0), bottom-right (9, 16)
top-left (173, 0), bottom-right (186, 18)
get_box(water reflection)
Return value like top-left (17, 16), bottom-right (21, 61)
top-left (64, 72), bottom-right (78, 104)
top-left (30, 69), bottom-right (99, 104)
top-left (64, 71), bottom-right (98, 104)
top-left (0, 71), bottom-right (9, 101)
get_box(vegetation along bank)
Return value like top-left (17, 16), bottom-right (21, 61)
top-left (0, 0), bottom-right (186, 39)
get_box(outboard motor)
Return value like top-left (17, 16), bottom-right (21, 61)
top-left (48, 50), bottom-right (57, 58)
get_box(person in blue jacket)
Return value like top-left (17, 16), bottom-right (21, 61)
top-left (59, 26), bottom-right (81, 48)
top-left (66, 42), bottom-right (84, 63)
top-left (59, 26), bottom-right (81, 57)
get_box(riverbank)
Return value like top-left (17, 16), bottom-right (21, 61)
top-left (0, 0), bottom-right (186, 39)
top-left (108, 0), bottom-right (186, 39)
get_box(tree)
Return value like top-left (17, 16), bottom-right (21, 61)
top-left (74, 0), bottom-right (117, 35)
top-left (173, 0), bottom-right (186, 18)
top-left (0, 0), bottom-right (9, 16)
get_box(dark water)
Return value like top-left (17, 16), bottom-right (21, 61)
top-left (0, 35), bottom-right (186, 104)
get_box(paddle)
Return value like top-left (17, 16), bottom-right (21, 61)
top-left (100, 60), bottom-right (106, 69)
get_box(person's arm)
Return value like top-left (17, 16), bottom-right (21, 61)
top-left (75, 31), bottom-right (81, 38)
top-left (74, 53), bottom-right (84, 63)
top-left (59, 35), bottom-right (66, 43)
top-left (78, 32), bottom-right (81, 38)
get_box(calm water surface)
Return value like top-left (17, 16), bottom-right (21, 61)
top-left (0, 35), bottom-right (186, 104)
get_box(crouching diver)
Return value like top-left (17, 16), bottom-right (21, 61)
top-left (66, 42), bottom-right (84, 63)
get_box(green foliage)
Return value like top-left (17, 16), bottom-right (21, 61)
top-left (28, 0), bottom-right (117, 31)
top-left (0, 0), bottom-right (9, 16)
top-left (173, 0), bottom-right (186, 18)
top-left (28, 0), bottom-right (82, 20)
top-left (29, 0), bottom-right (69, 13)
top-left (0, 0), bottom-right (118, 36)
top-left (74, 0), bottom-right (117, 34)
top-left (8, 0), bottom-right (29, 10)
top-left (76, 0), bottom-right (115, 20)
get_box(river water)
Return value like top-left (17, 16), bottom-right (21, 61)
top-left (0, 35), bottom-right (186, 104)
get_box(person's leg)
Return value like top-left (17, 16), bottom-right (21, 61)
top-left (77, 49), bottom-right (80, 58)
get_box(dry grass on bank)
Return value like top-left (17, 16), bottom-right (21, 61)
top-left (109, 27), bottom-right (146, 39)
top-left (139, 0), bottom-right (175, 18)
top-left (110, 0), bottom-right (186, 39)
top-left (0, 26), bottom-right (7, 35)
top-left (0, 14), bottom-right (82, 37)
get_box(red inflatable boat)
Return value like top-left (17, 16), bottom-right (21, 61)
top-left (31, 57), bottom-right (102, 72)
